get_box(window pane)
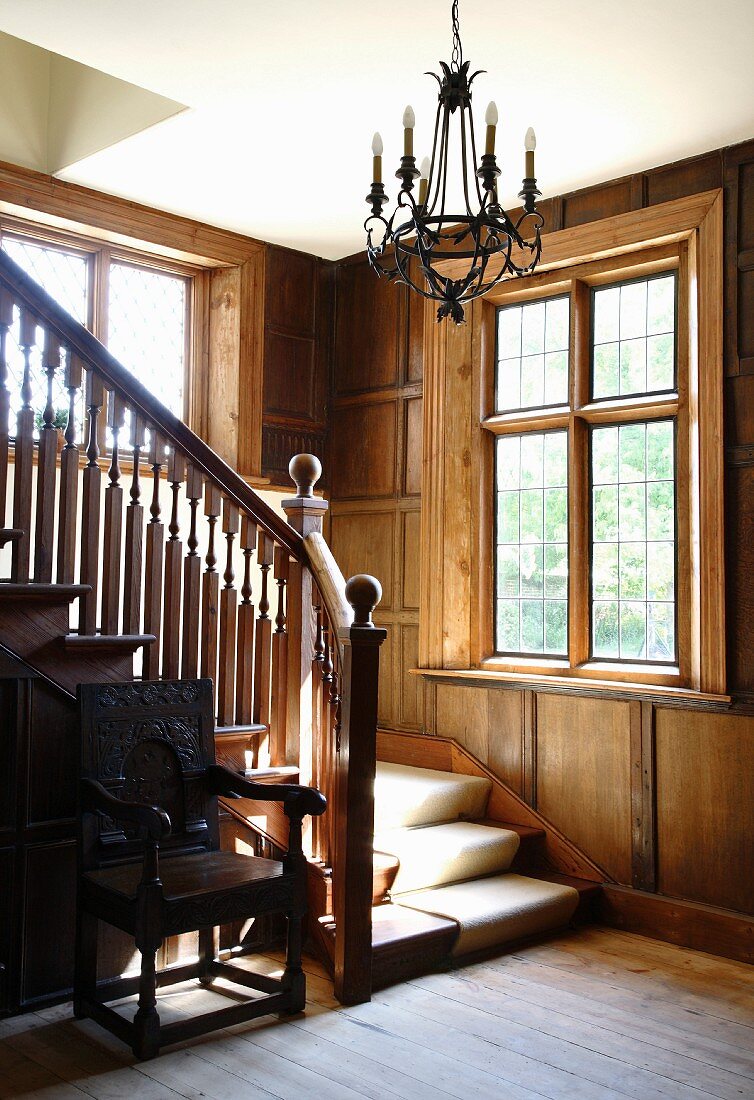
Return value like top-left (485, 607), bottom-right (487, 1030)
top-left (592, 274), bottom-right (676, 399)
top-left (495, 431), bottom-right (568, 656)
top-left (1, 236), bottom-right (89, 437)
top-left (496, 297), bottom-right (569, 412)
top-left (108, 262), bottom-right (187, 418)
top-left (591, 421), bottom-right (676, 662)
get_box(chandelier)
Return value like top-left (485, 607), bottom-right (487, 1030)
top-left (364, 0), bottom-right (544, 324)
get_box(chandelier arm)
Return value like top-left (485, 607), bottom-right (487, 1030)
top-left (459, 102), bottom-right (476, 218)
top-left (425, 99), bottom-right (444, 216)
top-left (467, 104), bottom-right (485, 208)
top-left (437, 108), bottom-right (451, 236)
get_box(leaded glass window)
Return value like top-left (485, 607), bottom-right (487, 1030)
top-left (592, 274), bottom-right (676, 399)
top-left (496, 296), bottom-right (569, 411)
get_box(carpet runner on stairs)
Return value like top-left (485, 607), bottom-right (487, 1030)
top-left (373, 761), bottom-right (579, 957)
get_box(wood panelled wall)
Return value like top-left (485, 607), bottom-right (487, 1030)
top-left (327, 139), bottom-right (754, 920)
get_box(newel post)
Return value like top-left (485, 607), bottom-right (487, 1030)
top-left (334, 574), bottom-right (386, 1005)
top-left (282, 455), bottom-right (328, 778)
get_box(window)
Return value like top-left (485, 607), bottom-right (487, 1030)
top-left (0, 224), bottom-right (192, 434)
top-left (488, 253), bottom-right (689, 684)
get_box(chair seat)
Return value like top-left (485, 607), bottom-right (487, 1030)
top-left (84, 849), bottom-right (284, 901)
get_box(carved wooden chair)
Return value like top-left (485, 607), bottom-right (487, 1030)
top-left (74, 678), bottom-right (326, 1060)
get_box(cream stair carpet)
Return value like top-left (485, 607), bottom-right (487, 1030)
top-left (374, 762), bottom-right (579, 956)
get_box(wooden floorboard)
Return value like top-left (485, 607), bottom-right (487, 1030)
top-left (1, 928), bottom-right (752, 1099)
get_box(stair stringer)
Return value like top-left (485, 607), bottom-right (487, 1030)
top-left (377, 729), bottom-right (613, 885)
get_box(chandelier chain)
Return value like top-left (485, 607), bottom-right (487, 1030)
top-left (451, 0), bottom-right (463, 71)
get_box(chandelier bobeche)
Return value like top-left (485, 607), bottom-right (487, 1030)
top-left (365, 0), bottom-right (544, 324)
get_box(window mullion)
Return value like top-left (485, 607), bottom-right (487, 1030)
top-left (569, 279), bottom-right (591, 666)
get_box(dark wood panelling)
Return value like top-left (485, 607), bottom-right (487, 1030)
top-left (726, 465), bottom-right (754, 693)
top-left (0, 847), bottom-right (13, 1014)
top-left (21, 840), bottom-right (76, 1004)
top-left (738, 160), bottom-right (754, 250)
top-left (330, 511), bottom-right (395, 609)
top-left (563, 179), bottom-right (632, 228)
top-left (402, 510), bottom-right (421, 610)
top-left (404, 397), bottom-right (423, 497)
top-left (27, 682), bottom-right (78, 826)
top-left (265, 246), bottom-right (316, 336)
top-left (536, 694), bottom-right (633, 885)
top-left (330, 401), bottom-right (397, 499)
top-left (335, 263), bottom-right (404, 394)
top-left (263, 331), bottom-right (316, 420)
top-left (261, 424), bottom-right (326, 483)
top-left (737, 269), bottom-right (754, 362)
top-left (645, 152), bottom-right (721, 206)
top-left (655, 709), bottom-right (754, 914)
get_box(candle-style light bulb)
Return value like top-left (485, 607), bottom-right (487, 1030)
top-left (418, 155), bottom-right (430, 206)
top-left (372, 131), bottom-right (383, 183)
top-left (485, 101), bottom-right (498, 155)
top-left (525, 126), bottom-right (536, 178)
top-left (403, 105), bottom-right (415, 157)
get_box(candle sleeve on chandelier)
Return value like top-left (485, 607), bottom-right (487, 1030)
top-left (525, 126), bottom-right (536, 178)
top-left (418, 155), bottom-right (430, 206)
top-left (403, 105), bottom-right (415, 157)
top-left (372, 131), bottom-right (383, 183)
top-left (485, 101), bottom-right (498, 155)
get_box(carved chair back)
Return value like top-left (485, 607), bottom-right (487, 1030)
top-left (78, 679), bottom-right (219, 873)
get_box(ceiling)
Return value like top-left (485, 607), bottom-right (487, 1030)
top-left (0, 0), bottom-right (751, 261)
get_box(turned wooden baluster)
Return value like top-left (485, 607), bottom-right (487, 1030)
top-left (217, 498), bottom-right (239, 725)
top-left (123, 415), bottom-right (146, 636)
top-left (101, 393), bottom-right (126, 633)
top-left (234, 515), bottom-right (256, 728)
top-left (162, 448), bottom-right (185, 678)
top-left (0, 289), bottom-right (13, 531)
top-left (181, 464), bottom-right (204, 678)
top-left (253, 530), bottom-right (274, 743)
top-left (11, 309), bottom-right (37, 582)
top-left (33, 330), bottom-right (61, 582)
top-left (269, 544), bottom-right (289, 767)
top-left (201, 482), bottom-right (222, 692)
top-left (143, 432), bottom-right (165, 680)
top-left (57, 354), bottom-right (83, 584)
top-left (311, 592), bottom-right (326, 860)
top-left (79, 372), bottom-right (104, 634)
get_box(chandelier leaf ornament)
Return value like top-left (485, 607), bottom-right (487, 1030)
top-left (364, 0), bottom-right (544, 324)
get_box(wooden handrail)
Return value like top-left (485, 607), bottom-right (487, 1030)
top-left (0, 249), bottom-right (302, 556)
top-left (303, 532), bottom-right (351, 642)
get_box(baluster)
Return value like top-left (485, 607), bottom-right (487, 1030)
top-left (11, 309), bottom-right (37, 582)
top-left (201, 482), bottom-right (222, 698)
top-left (57, 354), bottom-right (83, 583)
top-left (33, 330), bottom-right (61, 581)
top-left (234, 515), bottom-right (256, 728)
top-left (217, 499), bottom-right (239, 725)
top-left (269, 544), bottom-right (289, 767)
top-left (181, 464), bottom-right (204, 678)
top-left (143, 432), bottom-right (165, 680)
top-left (311, 589), bottom-right (325, 860)
top-left (79, 371), bottom-right (104, 634)
top-left (253, 530), bottom-right (274, 741)
top-left (101, 393), bottom-right (126, 633)
top-left (162, 448), bottom-right (185, 678)
top-left (0, 289), bottom-right (13, 530)
top-left (123, 415), bottom-right (146, 636)
top-left (328, 660), bottom-right (342, 868)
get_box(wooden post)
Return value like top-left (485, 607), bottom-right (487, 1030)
top-left (33, 331), bottom-right (61, 582)
top-left (101, 392), bottom-right (126, 633)
top-left (217, 498), bottom-right (240, 725)
top-left (123, 415), bottom-right (146, 635)
top-left (162, 448), bottom-right (185, 678)
top-left (57, 354), bottom-right (83, 584)
top-left (79, 371), bottom-right (104, 634)
top-left (143, 433), bottom-right (165, 680)
top-left (181, 464), bottom-right (204, 677)
top-left (282, 455), bottom-right (328, 778)
top-left (0, 289), bottom-right (13, 532)
top-left (333, 575), bottom-right (386, 1006)
top-left (11, 309), bottom-right (36, 583)
top-left (234, 515), bottom-right (256, 729)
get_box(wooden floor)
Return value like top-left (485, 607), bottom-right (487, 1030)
top-left (1, 927), bottom-right (752, 1099)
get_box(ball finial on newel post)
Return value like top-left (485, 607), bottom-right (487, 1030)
top-left (345, 574), bottom-right (382, 628)
top-left (289, 453), bottom-right (322, 499)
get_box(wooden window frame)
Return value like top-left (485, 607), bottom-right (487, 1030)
top-left (419, 190), bottom-right (726, 701)
top-left (0, 213), bottom-right (208, 435)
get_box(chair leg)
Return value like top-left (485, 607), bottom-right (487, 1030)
top-left (73, 909), bottom-right (98, 1019)
top-left (281, 913), bottom-right (306, 1015)
top-left (133, 946), bottom-right (161, 1060)
top-left (198, 926), bottom-right (216, 987)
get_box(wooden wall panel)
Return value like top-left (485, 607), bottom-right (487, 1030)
top-left (0, 847), bottom-right (13, 1014)
top-left (330, 401), bottom-right (397, 499)
top-left (436, 683), bottom-right (489, 764)
top-left (655, 709), bottom-right (754, 914)
top-left (263, 332), bottom-right (315, 420)
top-left (726, 466), bottom-right (754, 693)
top-left (330, 511), bottom-right (395, 610)
top-left (536, 694), bottom-right (633, 885)
top-left (486, 688), bottom-right (524, 796)
top-left (21, 840), bottom-right (76, 1004)
top-left (264, 246), bottom-right (316, 335)
top-left (402, 510), bottom-right (421, 610)
top-left (645, 152), bottom-right (721, 206)
top-left (399, 625), bottom-right (421, 729)
top-left (335, 263), bottom-right (404, 394)
top-left (404, 397), bottom-right (423, 497)
top-left (563, 179), bottom-right (632, 227)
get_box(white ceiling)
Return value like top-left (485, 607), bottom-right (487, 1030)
top-left (0, 0), bottom-right (752, 260)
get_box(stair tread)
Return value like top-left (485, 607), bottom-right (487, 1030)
top-left (474, 817), bottom-right (545, 840)
top-left (375, 820), bottom-right (521, 895)
top-left (320, 902), bottom-right (458, 954)
top-left (375, 761), bottom-right (491, 829)
top-left (395, 872), bottom-right (580, 956)
top-left (0, 582), bottom-right (90, 602)
top-left (62, 633), bottom-right (156, 649)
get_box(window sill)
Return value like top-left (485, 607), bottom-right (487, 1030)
top-left (410, 666), bottom-right (731, 709)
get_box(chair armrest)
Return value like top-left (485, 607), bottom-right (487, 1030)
top-left (80, 778), bottom-right (171, 840)
top-left (206, 765), bottom-right (327, 821)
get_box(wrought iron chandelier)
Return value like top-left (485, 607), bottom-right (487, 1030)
top-left (364, 0), bottom-right (544, 325)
